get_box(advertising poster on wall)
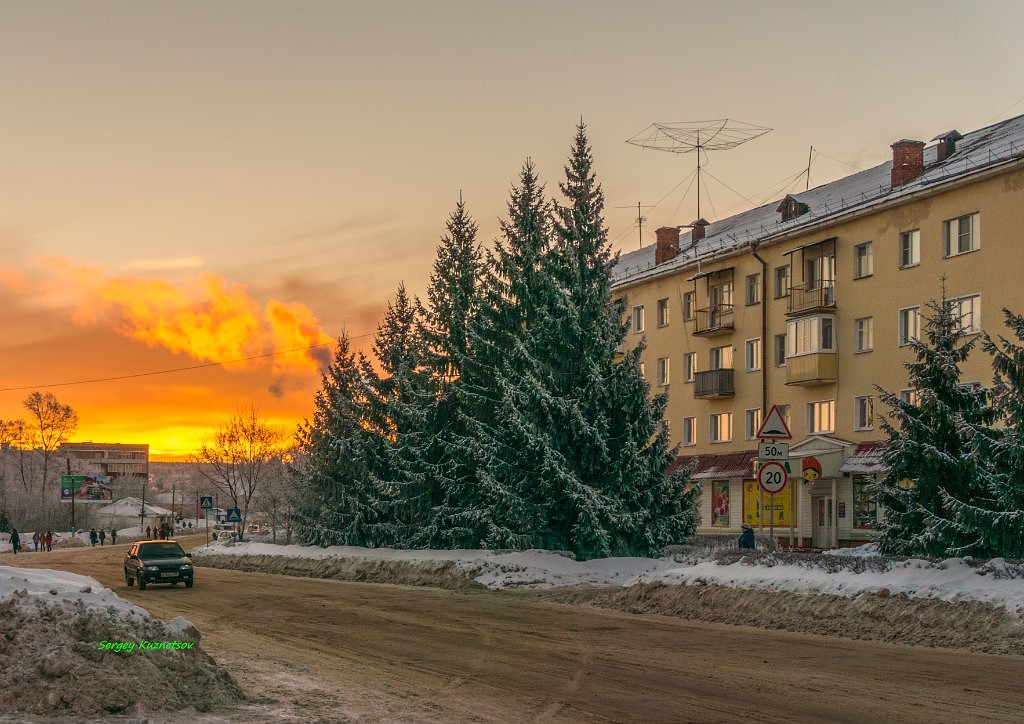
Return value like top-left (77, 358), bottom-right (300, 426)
top-left (743, 479), bottom-right (791, 526)
top-left (60, 475), bottom-right (114, 503)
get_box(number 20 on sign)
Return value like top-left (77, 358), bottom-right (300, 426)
top-left (758, 460), bottom-right (788, 494)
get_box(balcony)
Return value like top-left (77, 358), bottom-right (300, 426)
top-left (693, 304), bottom-right (735, 336)
top-left (694, 368), bottom-right (735, 398)
top-left (787, 283), bottom-right (835, 316)
top-left (785, 352), bottom-right (838, 386)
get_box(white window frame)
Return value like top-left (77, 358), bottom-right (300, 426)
top-left (952, 294), bottom-right (981, 334)
top-left (710, 345), bottom-right (733, 370)
top-left (683, 352), bottom-right (696, 383)
top-left (854, 395), bottom-right (873, 431)
top-left (900, 229), bottom-right (920, 268)
top-left (682, 416), bottom-right (696, 446)
top-left (898, 306), bottom-right (921, 347)
top-left (657, 298), bottom-right (669, 328)
top-left (745, 273), bottom-right (761, 306)
top-left (657, 357), bottom-right (670, 386)
top-left (943, 213), bottom-right (980, 257)
top-left (632, 305), bottom-right (645, 334)
top-left (774, 333), bottom-right (787, 367)
top-left (745, 408), bottom-right (762, 441)
top-left (776, 404), bottom-right (791, 429)
top-left (854, 317), bottom-right (873, 353)
top-left (774, 265), bottom-right (789, 298)
top-left (682, 291), bottom-right (695, 321)
top-left (806, 399), bottom-right (835, 434)
top-left (900, 388), bottom-right (920, 407)
top-left (639, 362), bottom-right (645, 380)
top-left (785, 315), bottom-right (836, 358)
top-left (744, 338), bottom-right (761, 372)
top-left (853, 242), bottom-right (873, 279)
top-left (710, 412), bottom-right (733, 443)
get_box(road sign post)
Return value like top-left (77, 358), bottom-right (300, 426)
top-left (756, 408), bottom-right (793, 544)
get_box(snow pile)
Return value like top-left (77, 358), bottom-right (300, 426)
top-left (193, 540), bottom-right (1024, 614)
top-left (0, 566), bottom-right (243, 717)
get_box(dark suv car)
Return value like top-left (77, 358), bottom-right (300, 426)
top-left (124, 540), bottom-right (194, 590)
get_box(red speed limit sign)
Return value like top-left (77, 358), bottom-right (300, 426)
top-left (758, 460), bottom-right (788, 494)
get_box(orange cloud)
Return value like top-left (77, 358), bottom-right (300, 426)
top-left (30, 257), bottom-right (332, 372)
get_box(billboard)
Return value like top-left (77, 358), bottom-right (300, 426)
top-left (60, 475), bottom-right (114, 503)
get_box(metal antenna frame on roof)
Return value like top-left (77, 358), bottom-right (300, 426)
top-left (627, 119), bottom-right (772, 222)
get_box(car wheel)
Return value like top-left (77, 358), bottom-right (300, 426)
top-left (125, 570), bottom-right (134, 587)
top-left (170, 582), bottom-right (178, 587)
top-left (185, 579), bottom-right (193, 589)
top-left (137, 574), bottom-right (146, 591)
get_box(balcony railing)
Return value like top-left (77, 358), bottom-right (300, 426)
top-left (694, 368), bottom-right (735, 398)
top-left (693, 304), bottom-right (735, 336)
top-left (787, 283), bottom-right (835, 315)
top-left (785, 352), bottom-right (838, 385)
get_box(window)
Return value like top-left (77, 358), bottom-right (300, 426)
top-left (854, 242), bottom-right (873, 278)
top-left (631, 305), bottom-right (645, 333)
top-left (952, 294), bottom-right (981, 334)
top-left (774, 265), bottom-right (790, 298)
top-left (776, 404), bottom-right (791, 429)
top-left (745, 338), bottom-right (761, 372)
top-left (785, 315), bottom-right (836, 357)
top-left (853, 476), bottom-right (877, 529)
top-left (944, 213), bottom-right (979, 257)
top-left (657, 298), bottom-right (669, 327)
top-left (745, 273), bottom-right (761, 305)
top-left (807, 400), bottom-right (835, 434)
top-left (710, 412), bottom-right (733, 443)
top-left (682, 291), bottom-right (695, 321)
top-left (639, 362), bottom-right (645, 380)
top-left (711, 481), bottom-right (730, 527)
top-left (710, 345), bottom-right (733, 370)
top-left (854, 395), bottom-right (873, 430)
top-left (898, 306), bottom-right (921, 346)
top-left (657, 419), bottom-right (670, 437)
top-left (900, 389), bottom-right (920, 406)
top-left (657, 357), bottom-right (670, 386)
top-left (745, 408), bottom-right (762, 440)
top-left (774, 333), bottom-right (787, 367)
top-left (805, 254), bottom-right (835, 290)
top-left (900, 229), bottom-right (920, 268)
top-left (854, 317), bottom-right (873, 353)
top-left (683, 352), bottom-right (696, 383)
top-left (682, 416), bottom-right (696, 446)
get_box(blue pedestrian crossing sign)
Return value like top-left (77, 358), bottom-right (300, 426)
top-left (199, 496), bottom-right (214, 510)
top-left (225, 507), bottom-right (242, 523)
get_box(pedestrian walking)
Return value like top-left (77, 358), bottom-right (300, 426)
top-left (32, 531), bottom-right (39, 552)
top-left (738, 523), bottom-right (756, 550)
top-left (99, 529), bottom-right (106, 546)
top-left (89, 528), bottom-right (98, 547)
top-left (10, 528), bottom-right (20, 554)
top-left (110, 529), bottom-right (117, 545)
top-left (145, 525), bottom-right (152, 539)
top-left (44, 531), bottom-right (52, 552)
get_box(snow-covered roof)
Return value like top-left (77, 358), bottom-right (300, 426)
top-left (613, 113), bottom-right (1024, 288)
top-left (840, 441), bottom-right (889, 475)
top-left (674, 449), bottom-right (758, 480)
top-left (95, 496), bottom-right (172, 517)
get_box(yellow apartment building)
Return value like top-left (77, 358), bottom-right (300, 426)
top-left (612, 115), bottom-right (1024, 547)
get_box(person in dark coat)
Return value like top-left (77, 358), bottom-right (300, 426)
top-left (145, 525), bottom-right (152, 539)
top-left (110, 529), bottom-right (117, 545)
top-left (98, 529), bottom-right (106, 546)
top-left (10, 529), bottom-right (20, 554)
top-left (89, 528), bottom-right (98, 547)
top-left (44, 531), bottom-right (52, 551)
top-left (738, 523), bottom-right (756, 550)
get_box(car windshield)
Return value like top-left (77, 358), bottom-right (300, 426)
top-left (138, 543), bottom-right (185, 558)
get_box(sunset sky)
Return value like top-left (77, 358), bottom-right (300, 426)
top-left (2, 1), bottom-right (1022, 459)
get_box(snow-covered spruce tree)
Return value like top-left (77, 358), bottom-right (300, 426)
top-left (364, 282), bottom-right (432, 547)
top-left (940, 309), bottom-right (1024, 558)
top-left (294, 332), bottom-right (379, 547)
top-left (409, 197), bottom-right (484, 548)
top-left (444, 159), bottom-right (554, 550)
top-left (872, 294), bottom-right (996, 556)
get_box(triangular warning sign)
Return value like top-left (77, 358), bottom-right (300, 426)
top-left (757, 404), bottom-right (792, 439)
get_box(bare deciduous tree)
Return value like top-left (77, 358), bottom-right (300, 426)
top-left (23, 391), bottom-right (79, 506)
top-left (191, 405), bottom-right (286, 542)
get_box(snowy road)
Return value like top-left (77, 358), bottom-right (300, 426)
top-left (8, 535), bottom-right (1024, 723)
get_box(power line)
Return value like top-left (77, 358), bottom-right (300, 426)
top-left (0, 334), bottom-right (376, 393)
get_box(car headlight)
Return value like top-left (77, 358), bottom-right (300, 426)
top-left (145, 566), bottom-right (160, 572)
top-left (179, 564), bottom-right (192, 570)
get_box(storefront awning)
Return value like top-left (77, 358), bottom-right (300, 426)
top-left (672, 450), bottom-right (758, 480)
top-left (839, 441), bottom-right (889, 475)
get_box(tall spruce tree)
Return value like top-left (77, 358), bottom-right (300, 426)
top-left (873, 295), bottom-right (995, 556)
top-left (294, 332), bottom-right (378, 546)
top-left (940, 309), bottom-right (1024, 557)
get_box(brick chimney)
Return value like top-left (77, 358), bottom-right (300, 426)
top-left (655, 226), bottom-right (680, 264)
top-left (890, 139), bottom-right (926, 187)
top-left (690, 218), bottom-right (709, 244)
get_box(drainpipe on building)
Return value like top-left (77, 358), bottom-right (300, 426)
top-left (751, 242), bottom-right (769, 541)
